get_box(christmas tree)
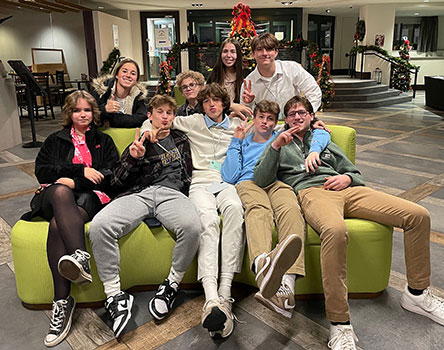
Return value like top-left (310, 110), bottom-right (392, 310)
top-left (230, 3), bottom-right (257, 68)
top-left (155, 61), bottom-right (172, 95)
top-left (391, 40), bottom-right (411, 92)
top-left (316, 55), bottom-right (335, 109)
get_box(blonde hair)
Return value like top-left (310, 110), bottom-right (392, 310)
top-left (176, 70), bottom-right (205, 92)
top-left (148, 94), bottom-right (177, 114)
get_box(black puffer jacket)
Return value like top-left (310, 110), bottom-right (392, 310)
top-left (91, 75), bottom-right (148, 128)
top-left (35, 126), bottom-right (119, 194)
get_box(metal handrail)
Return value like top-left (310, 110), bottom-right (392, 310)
top-left (350, 50), bottom-right (419, 98)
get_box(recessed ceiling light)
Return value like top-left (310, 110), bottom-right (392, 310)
top-left (326, 8), bottom-right (331, 13)
top-left (281, 1), bottom-right (293, 5)
top-left (98, 6), bottom-right (104, 9)
top-left (424, 0), bottom-right (430, 2)
top-left (414, 12), bottom-right (420, 15)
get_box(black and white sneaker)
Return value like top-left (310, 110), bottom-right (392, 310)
top-left (44, 296), bottom-right (76, 347)
top-left (58, 249), bottom-right (92, 285)
top-left (148, 279), bottom-right (179, 320)
top-left (105, 291), bottom-right (134, 338)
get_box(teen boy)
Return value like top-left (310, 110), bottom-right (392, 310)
top-left (221, 99), bottom-right (330, 317)
top-left (142, 83), bottom-right (244, 339)
top-left (255, 95), bottom-right (444, 350)
top-left (240, 32), bottom-right (322, 113)
top-left (88, 95), bottom-right (201, 338)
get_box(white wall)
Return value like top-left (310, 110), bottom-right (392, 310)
top-left (334, 16), bottom-right (356, 70)
top-left (129, 11), bottom-right (144, 76)
top-left (0, 10), bottom-right (87, 79)
top-left (93, 11), bottom-right (133, 73)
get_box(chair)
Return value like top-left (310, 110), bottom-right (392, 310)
top-left (32, 72), bottom-right (55, 119)
top-left (55, 70), bottom-right (76, 105)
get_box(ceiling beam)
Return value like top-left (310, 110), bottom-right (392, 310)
top-left (35, 0), bottom-right (80, 12)
top-left (54, 0), bottom-right (90, 11)
top-left (0, 0), bottom-right (51, 13)
top-left (18, 0), bottom-right (66, 12)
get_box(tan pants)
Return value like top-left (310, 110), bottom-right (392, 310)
top-left (235, 181), bottom-right (306, 276)
top-left (298, 186), bottom-right (431, 322)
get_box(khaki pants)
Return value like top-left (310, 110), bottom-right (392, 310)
top-left (297, 186), bottom-right (431, 322)
top-left (236, 181), bottom-right (306, 276)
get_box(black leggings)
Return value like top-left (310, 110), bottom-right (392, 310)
top-left (40, 184), bottom-right (100, 301)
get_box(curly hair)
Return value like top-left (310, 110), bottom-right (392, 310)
top-left (176, 70), bottom-right (205, 92)
top-left (196, 83), bottom-right (231, 114)
top-left (62, 90), bottom-right (101, 127)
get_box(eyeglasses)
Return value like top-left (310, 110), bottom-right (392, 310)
top-left (180, 82), bottom-right (199, 91)
top-left (286, 110), bottom-right (310, 118)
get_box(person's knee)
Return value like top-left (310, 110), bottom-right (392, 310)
top-left (320, 222), bottom-right (348, 247)
top-left (222, 201), bottom-right (244, 220)
top-left (406, 204), bottom-right (431, 230)
top-left (50, 184), bottom-right (73, 203)
top-left (88, 213), bottom-right (109, 241)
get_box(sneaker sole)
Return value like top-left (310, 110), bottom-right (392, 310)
top-left (202, 306), bottom-right (227, 332)
top-left (255, 292), bottom-right (292, 318)
top-left (259, 235), bottom-right (302, 299)
top-left (114, 294), bottom-right (134, 338)
top-left (58, 257), bottom-right (92, 286)
top-left (400, 296), bottom-right (444, 326)
top-left (44, 299), bottom-right (76, 347)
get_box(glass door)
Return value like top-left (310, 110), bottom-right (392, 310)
top-left (141, 12), bottom-right (180, 81)
top-left (308, 14), bottom-right (335, 68)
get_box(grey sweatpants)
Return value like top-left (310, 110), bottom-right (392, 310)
top-left (88, 185), bottom-right (201, 283)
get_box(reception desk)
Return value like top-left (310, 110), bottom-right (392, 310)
top-left (0, 77), bottom-right (22, 151)
top-left (424, 76), bottom-right (444, 111)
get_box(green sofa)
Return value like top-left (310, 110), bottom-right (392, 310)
top-left (11, 125), bottom-right (393, 308)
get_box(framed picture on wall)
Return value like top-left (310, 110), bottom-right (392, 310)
top-left (375, 34), bottom-right (385, 47)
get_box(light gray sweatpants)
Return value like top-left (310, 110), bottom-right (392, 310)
top-left (88, 185), bottom-right (201, 283)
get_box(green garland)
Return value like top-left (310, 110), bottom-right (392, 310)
top-left (349, 45), bottom-right (419, 70)
top-left (100, 48), bottom-right (121, 75)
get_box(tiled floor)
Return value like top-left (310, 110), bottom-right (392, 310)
top-left (1, 91), bottom-right (444, 350)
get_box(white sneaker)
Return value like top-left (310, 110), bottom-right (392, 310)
top-left (328, 324), bottom-right (358, 350)
top-left (400, 285), bottom-right (444, 326)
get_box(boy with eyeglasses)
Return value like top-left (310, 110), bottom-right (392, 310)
top-left (221, 99), bottom-right (330, 318)
top-left (255, 95), bottom-right (444, 350)
top-left (240, 32), bottom-right (322, 114)
top-left (175, 71), bottom-right (205, 116)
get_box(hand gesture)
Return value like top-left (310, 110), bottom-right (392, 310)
top-left (305, 152), bottom-right (321, 173)
top-left (313, 120), bottom-right (331, 133)
top-left (323, 175), bottom-right (351, 191)
top-left (84, 167), bottom-right (104, 184)
top-left (55, 177), bottom-right (75, 189)
top-left (233, 119), bottom-right (254, 140)
top-left (129, 128), bottom-right (146, 159)
top-left (105, 94), bottom-right (120, 113)
top-left (144, 127), bottom-right (168, 144)
top-left (229, 103), bottom-right (253, 121)
top-left (241, 80), bottom-right (255, 104)
top-left (271, 126), bottom-right (299, 151)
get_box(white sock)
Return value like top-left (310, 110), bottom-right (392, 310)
top-left (103, 275), bottom-right (121, 299)
top-left (219, 272), bottom-right (234, 299)
top-left (283, 274), bottom-right (296, 292)
top-left (167, 266), bottom-right (185, 287)
top-left (202, 276), bottom-right (219, 302)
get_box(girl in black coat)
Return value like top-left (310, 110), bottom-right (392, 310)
top-left (31, 91), bottom-right (119, 347)
top-left (91, 58), bottom-right (148, 127)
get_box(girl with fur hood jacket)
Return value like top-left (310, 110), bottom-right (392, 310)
top-left (91, 58), bottom-right (148, 128)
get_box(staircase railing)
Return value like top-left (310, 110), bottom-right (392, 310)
top-left (346, 50), bottom-right (419, 98)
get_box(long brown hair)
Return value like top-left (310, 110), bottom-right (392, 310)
top-left (207, 38), bottom-right (243, 103)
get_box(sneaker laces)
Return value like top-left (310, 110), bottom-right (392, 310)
top-left (219, 297), bottom-right (245, 324)
top-left (105, 296), bottom-right (119, 320)
top-left (328, 327), bottom-right (358, 350)
top-left (276, 284), bottom-right (292, 298)
top-left (72, 249), bottom-right (90, 264)
top-left (49, 299), bottom-right (68, 332)
top-left (424, 288), bottom-right (444, 311)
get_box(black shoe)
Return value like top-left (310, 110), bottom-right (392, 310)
top-left (44, 296), bottom-right (76, 347)
top-left (105, 291), bottom-right (134, 338)
top-left (58, 249), bottom-right (92, 285)
top-left (148, 279), bottom-right (179, 320)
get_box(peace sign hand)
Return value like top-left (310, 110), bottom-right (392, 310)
top-left (233, 119), bottom-right (254, 140)
top-left (129, 128), bottom-right (146, 159)
top-left (241, 80), bottom-right (255, 104)
top-left (271, 126), bottom-right (299, 151)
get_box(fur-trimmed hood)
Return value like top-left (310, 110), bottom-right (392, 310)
top-left (91, 74), bottom-right (148, 100)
